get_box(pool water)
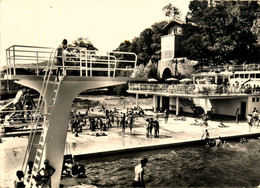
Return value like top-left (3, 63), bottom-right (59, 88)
top-left (73, 139), bottom-right (260, 187)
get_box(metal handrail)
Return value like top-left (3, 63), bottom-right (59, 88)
top-left (201, 64), bottom-right (260, 72)
top-left (128, 83), bottom-right (260, 95)
top-left (5, 45), bottom-right (137, 78)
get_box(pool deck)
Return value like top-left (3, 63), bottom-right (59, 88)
top-left (1, 114), bottom-right (260, 187)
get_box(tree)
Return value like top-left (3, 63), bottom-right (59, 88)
top-left (183, 1), bottom-right (259, 66)
top-left (115, 21), bottom-right (167, 66)
top-left (162, 3), bottom-right (181, 20)
top-left (72, 37), bottom-right (98, 50)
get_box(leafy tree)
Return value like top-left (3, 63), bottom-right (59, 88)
top-left (72, 37), bottom-right (98, 50)
top-left (183, 1), bottom-right (259, 66)
top-left (162, 3), bottom-right (181, 20)
top-left (115, 21), bottom-right (167, 66)
top-left (145, 60), bottom-right (158, 78)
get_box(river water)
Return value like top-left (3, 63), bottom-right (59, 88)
top-left (77, 139), bottom-right (260, 187)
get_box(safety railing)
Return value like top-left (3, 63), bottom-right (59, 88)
top-left (5, 45), bottom-right (137, 78)
top-left (201, 64), bottom-right (260, 73)
top-left (5, 45), bottom-right (53, 76)
top-left (128, 83), bottom-right (260, 96)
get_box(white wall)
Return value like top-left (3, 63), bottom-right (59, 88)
top-left (210, 97), bottom-right (248, 117)
top-left (248, 96), bottom-right (260, 114)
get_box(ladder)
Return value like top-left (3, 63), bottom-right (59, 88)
top-left (21, 48), bottom-right (63, 186)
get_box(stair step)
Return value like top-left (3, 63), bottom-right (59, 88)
top-left (43, 113), bottom-right (51, 117)
top-left (35, 155), bottom-right (41, 161)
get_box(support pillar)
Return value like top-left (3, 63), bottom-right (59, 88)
top-left (153, 95), bottom-right (157, 112)
top-left (176, 97), bottom-right (179, 115)
top-left (160, 96), bottom-right (163, 111)
top-left (136, 93), bottom-right (138, 107)
top-left (16, 77), bottom-right (129, 188)
top-left (204, 98), bottom-right (208, 114)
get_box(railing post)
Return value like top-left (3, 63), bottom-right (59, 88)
top-left (13, 46), bottom-right (16, 75)
top-left (80, 50), bottom-right (82, 77)
top-left (5, 49), bottom-right (9, 76)
top-left (62, 51), bottom-right (66, 76)
top-left (108, 53), bottom-right (110, 77)
top-left (86, 53), bottom-right (88, 77)
top-left (90, 55), bottom-right (92, 77)
top-left (36, 52), bottom-right (39, 76)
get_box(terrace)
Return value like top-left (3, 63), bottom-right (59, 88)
top-left (128, 82), bottom-right (260, 98)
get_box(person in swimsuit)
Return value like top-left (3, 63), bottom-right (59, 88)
top-left (133, 157), bottom-right (148, 188)
top-left (38, 159), bottom-right (55, 188)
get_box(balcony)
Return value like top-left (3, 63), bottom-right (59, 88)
top-left (128, 83), bottom-right (260, 97)
top-left (201, 64), bottom-right (260, 73)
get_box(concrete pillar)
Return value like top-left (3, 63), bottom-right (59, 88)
top-left (160, 96), bottom-right (163, 110)
top-left (16, 77), bottom-right (129, 188)
top-left (135, 93), bottom-right (139, 107)
top-left (176, 97), bottom-right (179, 115)
top-left (204, 98), bottom-right (208, 114)
top-left (153, 95), bottom-right (157, 112)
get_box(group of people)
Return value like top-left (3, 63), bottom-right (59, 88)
top-left (247, 107), bottom-right (259, 129)
top-left (12, 88), bottom-right (36, 123)
top-left (62, 157), bottom-right (86, 178)
top-left (14, 159), bottom-right (55, 188)
top-left (201, 129), bottom-right (224, 147)
top-left (146, 118), bottom-right (160, 138)
top-left (69, 106), bottom-right (136, 136)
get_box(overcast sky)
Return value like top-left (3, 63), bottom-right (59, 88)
top-left (0, 0), bottom-right (190, 67)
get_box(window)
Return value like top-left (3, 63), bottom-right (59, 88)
top-left (256, 74), bottom-right (260, 78)
top-left (245, 74), bottom-right (249, 78)
top-left (257, 97), bottom-right (259, 102)
top-left (235, 74), bottom-right (239, 78)
top-left (250, 74), bottom-right (255, 78)
top-left (252, 98), bottom-right (255, 102)
top-left (240, 74), bottom-right (244, 78)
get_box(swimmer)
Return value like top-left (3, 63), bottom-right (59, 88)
top-left (215, 137), bottom-right (223, 147)
top-left (133, 157), bottom-right (148, 188)
top-left (240, 137), bottom-right (247, 143)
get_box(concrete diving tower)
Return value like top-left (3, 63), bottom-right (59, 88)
top-left (5, 45), bottom-right (146, 187)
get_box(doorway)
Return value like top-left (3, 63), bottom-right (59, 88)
top-left (240, 102), bottom-right (246, 119)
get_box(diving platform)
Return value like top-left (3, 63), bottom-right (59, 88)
top-left (3, 45), bottom-right (146, 187)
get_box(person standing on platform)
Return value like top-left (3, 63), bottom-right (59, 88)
top-left (121, 113), bottom-right (126, 134)
top-left (201, 129), bottom-right (210, 145)
top-left (56, 39), bottom-right (68, 81)
top-left (154, 120), bottom-right (159, 138)
top-left (129, 114), bottom-right (134, 134)
top-left (164, 109), bottom-right (169, 124)
top-left (235, 108), bottom-right (240, 124)
top-left (133, 158), bottom-right (148, 188)
top-left (37, 159), bottom-right (55, 188)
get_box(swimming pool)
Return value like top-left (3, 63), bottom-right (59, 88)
top-left (64, 139), bottom-right (260, 187)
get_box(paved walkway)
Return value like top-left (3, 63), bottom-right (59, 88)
top-left (1, 113), bottom-right (260, 187)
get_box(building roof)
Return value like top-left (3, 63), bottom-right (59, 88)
top-left (163, 19), bottom-right (186, 31)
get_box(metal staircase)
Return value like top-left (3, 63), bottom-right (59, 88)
top-left (21, 48), bottom-right (63, 186)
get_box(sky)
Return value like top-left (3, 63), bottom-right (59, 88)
top-left (0, 0), bottom-right (190, 67)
